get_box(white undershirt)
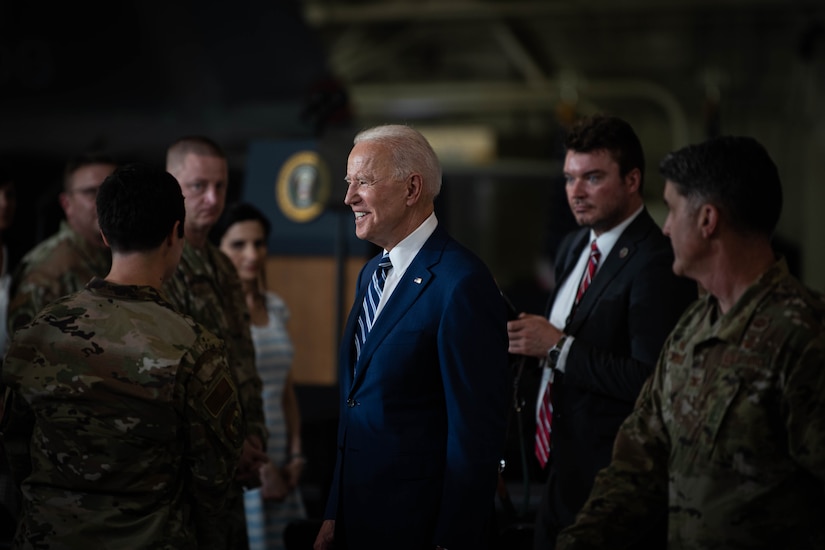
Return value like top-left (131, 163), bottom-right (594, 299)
top-left (374, 212), bottom-right (437, 319)
top-left (536, 206), bottom-right (643, 420)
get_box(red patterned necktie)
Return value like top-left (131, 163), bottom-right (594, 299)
top-left (535, 378), bottom-right (553, 468)
top-left (575, 239), bottom-right (601, 308)
top-left (535, 239), bottom-right (601, 468)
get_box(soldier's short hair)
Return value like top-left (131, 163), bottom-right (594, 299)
top-left (166, 135), bottom-right (226, 173)
top-left (659, 135), bottom-right (783, 237)
top-left (63, 151), bottom-right (118, 192)
top-left (97, 163), bottom-right (185, 252)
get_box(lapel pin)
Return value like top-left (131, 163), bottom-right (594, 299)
top-left (413, 277), bottom-right (422, 284)
top-left (619, 247), bottom-right (628, 258)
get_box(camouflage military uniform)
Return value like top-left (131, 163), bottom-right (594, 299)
top-left (162, 241), bottom-right (264, 547)
top-left (557, 258), bottom-right (825, 550)
top-left (7, 221), bottom-right (111, 334)
top-left (0, 277), bottom-right (244, 549)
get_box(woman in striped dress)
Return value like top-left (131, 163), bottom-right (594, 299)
top-left (212, 202), bottom-right (306, 550)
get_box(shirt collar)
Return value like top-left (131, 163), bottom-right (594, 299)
top-left (710, 255), bottom-right (789, 343)
top-left (385, 212), bottom-right (438, 278)
top-left (589, 205), bottom-right (643, 259)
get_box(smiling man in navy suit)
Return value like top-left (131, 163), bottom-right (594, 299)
top-left (313, 124), bottom-right (509, 550)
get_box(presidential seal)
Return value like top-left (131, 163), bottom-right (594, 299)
top-left (275, 150), bottom-right (331, 222)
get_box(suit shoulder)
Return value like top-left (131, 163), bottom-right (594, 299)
top-left (440, 236), bottom-right (494, 275)
top-left (554, 228), bottom-right (590, 262)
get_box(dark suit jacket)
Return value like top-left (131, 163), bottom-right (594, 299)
top-left (324, 224), bottom-right (510, 550)
top-left (535, 209), bottom-right (696, 548)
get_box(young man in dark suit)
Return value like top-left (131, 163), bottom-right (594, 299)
top-left (314, 124), bottom-right (509, 550)
top-left (507, 114), bottom-right (696, 549)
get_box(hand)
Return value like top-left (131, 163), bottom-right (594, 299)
top-left (313, 519), bottom-right (335, 550)
top-left (235, 436), bottom-right (269, 485)
top-left (259, 462), bottom-right (288, 501)
top-left (281, 454), bottom-right (307, 490)
top-left (507, 313), bottom-right (563, 358)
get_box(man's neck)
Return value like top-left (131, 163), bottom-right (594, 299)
top-left (66, 221), bottom-right (106, 250)
top-left (701, 236), bottom-right (775, 314)
top-left (105, 253), bottom-right (167, 291)
top-left (185, 226), bottom-right (209, 249)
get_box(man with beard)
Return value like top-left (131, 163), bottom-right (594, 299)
top-left (507, 115), bottom-right (696, 549)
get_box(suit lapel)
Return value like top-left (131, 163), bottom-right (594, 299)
top-left (349, 226), bottom-right (448, 389)
top-left (342, 255), bottom-right (379, 389)
top-left (566, 210), bottom-right (656, 332)
top-left (545, 229), bottom-right (589, 316)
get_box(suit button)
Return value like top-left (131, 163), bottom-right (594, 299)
top-left (346, 398), bottom-right (357, 407)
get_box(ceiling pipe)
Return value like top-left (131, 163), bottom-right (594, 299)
top-left (304, 0), bottom-right (818, 26)
top-left (348, 78), bottom-right (690, 148)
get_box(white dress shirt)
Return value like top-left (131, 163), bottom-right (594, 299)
top-left (536, 206), bottom-right (643, 419)
top-left (374, 212), bottom-right (438, 319)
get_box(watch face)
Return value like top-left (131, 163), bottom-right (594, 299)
top-left (548, 336), bottom-right (566, 367)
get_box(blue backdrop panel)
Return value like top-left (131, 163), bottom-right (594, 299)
top-left (241, 140), bottom-right (374, 256)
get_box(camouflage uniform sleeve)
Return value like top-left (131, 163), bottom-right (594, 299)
top-left (785, 334), bottom-right (825, 481)
top-left (0, 381), bottom-right (35, 488)
top-left (7, 274), bottom-right (52, 336)
top-left (6, 248), bottom-right (108, 337)
top-left (556, 351), bottom-right (671, 550)
top-left (216, 252), bottom-right (266, 445)
top-left (179, 336), bottom-right (244, 547)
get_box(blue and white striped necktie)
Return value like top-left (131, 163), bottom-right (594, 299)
top-left (354, 252), bottom-right (392, 361)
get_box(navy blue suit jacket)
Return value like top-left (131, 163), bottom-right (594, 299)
top-left (324, 224), bottom-right (510, 550)
top-left (534, 209), bottom-right (697, 548)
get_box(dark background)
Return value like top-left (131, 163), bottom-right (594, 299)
top-left (2, 1), bottom-right (824, 543)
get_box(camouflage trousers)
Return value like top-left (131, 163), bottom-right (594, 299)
top-left (219, 481), bottom-right (249, 549)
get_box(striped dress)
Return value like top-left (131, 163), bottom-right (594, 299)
top-left (245, 292), bottom-right (307, 550)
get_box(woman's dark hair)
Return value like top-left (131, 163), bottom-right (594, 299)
top-left (210, 201), bottom-right (272, 245)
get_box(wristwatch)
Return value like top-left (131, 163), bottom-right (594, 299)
top-left (546, 335), bottom-right (568, 368)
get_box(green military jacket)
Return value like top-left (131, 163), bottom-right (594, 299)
top-left (162, 241), bottom-right (265, 444)
top-left (7, 221), bottom-right (111, 335)
top-left (557, 258), bottom-right (825, 549)
top-left (1, 278), bottom-right (243, 549)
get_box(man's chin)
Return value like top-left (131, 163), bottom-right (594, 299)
top-left (199, 214), bottom-right (221, 229)
top-left (573, 214), bottom-right (590, 227)
top-left (89, 233), bottom-right (107, 249)
top-left (354, 224), bottom-right (371, 241)
top-left (671, 259), bottom-right (689, 278)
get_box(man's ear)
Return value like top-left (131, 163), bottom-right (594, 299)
top-left (405, 173), bottom-right (424, 205)
top-left (58, 192), bottom-right (70, 214)
top-left (100, 230), bottom-right (111, 249)
top-left (624, 167), bottom-right (642, 194)
top-left (167, 220), bottom-right (182, 245)
top-left (698, 203), bottom-right (719, 239)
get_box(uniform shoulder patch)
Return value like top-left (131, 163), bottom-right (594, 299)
top-left (204, 375), bottom-right (234, 417)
